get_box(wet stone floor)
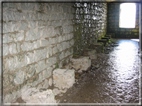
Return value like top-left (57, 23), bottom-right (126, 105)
top-left (56, 39), bottom-right (141, 105)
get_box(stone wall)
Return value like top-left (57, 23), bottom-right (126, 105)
top-left (2, 2), bottom-right (74, 103)
top-left (107, 3), bottom-right (139, 38)
top-left (140, 3), bottom-right (142, 53)
top-left (0, 1), bottom-right (1, 104)
top-left (73, 3), bottom-right (107, 56)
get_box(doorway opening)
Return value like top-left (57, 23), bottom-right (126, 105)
top-left (119, 3), bottom-right (136, 28)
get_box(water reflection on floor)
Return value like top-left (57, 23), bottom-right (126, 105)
top-left (58, 39), bottom-right (141, 105)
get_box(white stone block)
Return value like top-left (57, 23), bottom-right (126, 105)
top-left (35, 60), bottom-right (46, 73)
top-left (10, 32), bottom-right (24, 42)
top-left (46, 57), bottom-right (57, 67)
top-left (70, 56), bottom-right (91, 72)
top-left (9, 43), bottom-right (17, 54)
top-left (3, 44), bottom-right (9, 56)
top-left (25, 28), bottom-right (40, 41)
top-left (25, 52), bottom-right (35, 64)
top-left (42, 68), bottom-right (52, 79)
top-left (21, 86), bottom-right (56, 103)
top-left (34, 48), bottom-right (47, 61)
top-left (14, 70), bottom-right (25, 85)
top-left (53, 69), bottom-right (75, 89)
top-left (3, 34), bottom-right (13, 43)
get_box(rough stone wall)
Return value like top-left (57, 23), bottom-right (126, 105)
top-left (0, 1), bottom-right (1, 104)
top-left (140, 3), bottom-right (142, 53)
top-left (2, 3), bottom-right (74, 103)
top-left (107, 3), bottom-right (139, 38)
top-left (73, 3), bottom-right (107, 56)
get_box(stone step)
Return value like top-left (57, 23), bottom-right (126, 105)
top-left (97, 39), bottom-right (108, 46)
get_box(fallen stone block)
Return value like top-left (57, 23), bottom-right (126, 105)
top-left (21, 86), bottom-right (56, 103)
top-left (70, 56), bottom-right (91, 72)
top-left (53, 88), bottom-right (67, 96)
top-left (53, 69), bottom-right (75, 90)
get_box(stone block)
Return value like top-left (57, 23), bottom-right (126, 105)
top-left (3, 44), bottom-right (9, 56)
top-left (87, 50), bottom-right (97, 60)
top-left (59, 52), bottom-right (64, 60)
top-left (14, 70), bottom-right (25, 85)
top-left (57, 43), bottom-right (63, 52)
top-left (41, 79), bottom-right (49, 89)
top-left (29, 21), bottom-right (38, 28)
top-left (34, 48), bottom-right (47, 61)
top-left (42, 67), bottom-right (52, 79)
top-left (40, 39), bottom-right (49, 47)
top-left (53, 69), bottom-right (75, 89)
top-left (39, 26), bottom-right (55, 38)
top-left (25, 64), bottom-right (36, 79)
top-left (19, 20), bottom-right (28, 31)
top-left (25, 28), bottom-right (40, 41)
top-left (63, 25), bottom-right (73, 34)
top-left (52, 46), bottom-right (58, 55)
top-left (21, 3), bottom-right (35, 11)
top-left (21, 86), bottom-right (56, 103)
top-left (5, 54), bottom-right (27, 71)
top-left (3, 34), bottom-right (13, 43)
top-left (9, 43), bottom-right (17, 54)
top-left (35, 60), bottom-right (46, 73)
top-left (46, 57), bottom-right (57, 67)
top-left (4, 93), bottom-right (13, 103)
top-left (70, 56), bottom-right (91, 72)
top-left (25, 52), bottom-right (35, 64)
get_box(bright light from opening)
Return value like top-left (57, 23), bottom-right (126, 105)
top-left (119, 3), bottom-right (136, 28)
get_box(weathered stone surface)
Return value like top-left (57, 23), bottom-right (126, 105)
top-left (70, 57), bottom-right (91, 72)
top-left (35, 60), bottom-right (47, 73)
top-left (41, 79), bottom-right (49, 89)
top-left (3, 44), bottom-right (9, 56)
top-left (87, 50), bottom-right (97, 60)
top-left (48, 78), bottom-right (52, 86)
top-left (21, 86), bottom-right (56, 103)
top-left (14, 70), bottom-right (25, 85)
top-left (53, 88), bottom-right (60, 96)
top-left (9, 43), bottom-right (17, 54)
top-left (3, 3), bottom-right (75, 103)
top-left (53, 69), bottom-right (75, 89)
top-left (53, 88), bottom-right (67, 96)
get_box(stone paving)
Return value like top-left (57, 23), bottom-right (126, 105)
top-left (57, 39), bottom-right (141, 105)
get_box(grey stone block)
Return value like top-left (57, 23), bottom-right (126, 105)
top-left (25, 29), bottom-right (40, 41)
top-left (46, 57), bottom-right (57, 67)
top-left (21, 3), bottom-right (35, 11)
top-left (14, 70), bottom-right (25, 85)
top-left (9, 43), bottom-right (17, 54)
top-left (35, 60), bottom-right (47, 73)
top-left (3, 44), bottom-right (9, 56)
top-left (3, 34), bottom-right (13, 43)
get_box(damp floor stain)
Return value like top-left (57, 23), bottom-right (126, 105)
top-left (57, 39), bottom-right (141, 105)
